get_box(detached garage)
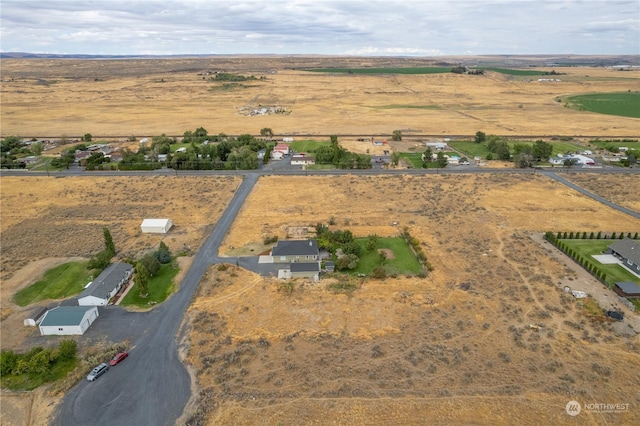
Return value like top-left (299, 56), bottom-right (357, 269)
top-left (141, 218), bottom-right (173, 234)
top-left (39, 306), bottom-right (99, 336)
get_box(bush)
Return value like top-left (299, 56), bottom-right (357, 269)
top-left (371, 267), bottom-right (387, 279)
top-left (57, 340), bottom-right (77, 361)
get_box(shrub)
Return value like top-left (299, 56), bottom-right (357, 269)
top-left (57, 340), bottom-right (77, 361)
top-left (597, 231), bottom-right (602, 239)
top-left (611, 232), bottom-right (616, 239)
top-left (590, 232), bottom-right (594, 239)
top-left (371, 267), bottom-right (387, 279)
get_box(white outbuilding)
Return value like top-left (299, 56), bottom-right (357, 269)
top-left (141, 218), bottom-right (173, 234)
top-left (39, 306), bottom-right (99, 336)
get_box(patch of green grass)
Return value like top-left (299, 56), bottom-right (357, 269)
top-left (398, 152), bottom-right (423, 168)
top-left (13, 261), bottom-right (92, 306)
top-left (306, 163), bottom-right (335, 170)
top-left (561, 239), bottom-right (640, 287)
top-left (483, 67), bottom-right (547, 76)
top-left (449, 141), bottom-right (490, 158)
top-left (0, 357), bottom-right (78, 391)
top-left (120, 262), bottom-right (179, 307)
top-left (169, 143), bottom-right (190, 152)
top-left (587, 139), bottom-right (639, 150)
top-left (371, 104), bottom-right (440, 110)
top-left (566, 92), bottom-right (640, 118)
top-left (305, 67), bottom-right (452, 75)
top-left (289, 140), bottom-right (330, 153)
top-left (351, 237), bottom-right (422, 276)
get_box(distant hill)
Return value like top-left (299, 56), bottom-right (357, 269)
top-left (0, 52), bottom-right (217, 59)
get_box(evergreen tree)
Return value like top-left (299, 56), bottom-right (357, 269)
top-left (103, 227), bottom-right (116, 256)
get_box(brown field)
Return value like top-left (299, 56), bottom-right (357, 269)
top-left (183, 174), bottom-right (640, 425)
top-left (559, 173), bottom-right (640, 212)
top-left (1, 57), bottom-right (639, 137)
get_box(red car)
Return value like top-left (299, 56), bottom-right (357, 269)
top-left (109, 351), bottom-right (128, 366)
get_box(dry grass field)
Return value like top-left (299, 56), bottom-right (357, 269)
top-left (0, 175), bottom-right (240, 348)
top-left (183, 174), bottom-right (640, 425)
top-left (559, 173), bottom-right (640, 212)
top-left (1, 57), bottom-right (639, 138)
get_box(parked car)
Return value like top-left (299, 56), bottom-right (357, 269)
top-left (110, 351), bottom-right (128, 366)
top-left (605, 310), bottom-right (624, 321)
top-left (87, 363), bottom-right (109, 381)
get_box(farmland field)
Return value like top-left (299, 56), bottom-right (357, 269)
top-left (565, 92), bottom-right (640, 118)
top-left (1, 56), bottom-right (640, 137)
top-left (305, 67), bottom-right (452, 74)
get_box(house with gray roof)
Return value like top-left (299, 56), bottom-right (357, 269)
top-left (39, 306), bottom-right (99, 335)
top-left (78, 262), bottom-right (133, 306)
top-left (271, 240), bottom-right (319, 264)
top-left (613, 282), bottom-right (640, 299)
top-left (606, 239), bottom-right (640, 274)
top-left (290, 262), bottom-right (320, 280)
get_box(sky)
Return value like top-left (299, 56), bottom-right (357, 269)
top-left (1, 0), bottom-right (639, 56)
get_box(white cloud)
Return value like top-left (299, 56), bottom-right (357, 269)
top-left (0, 0), bottom-right (638, 55)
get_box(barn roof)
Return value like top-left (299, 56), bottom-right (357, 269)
top-left (40, 306), bottom-right (95, 327)
top-left (141, 218), bottom-right (172, 227)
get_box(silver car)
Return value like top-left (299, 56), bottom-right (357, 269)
top-left (87, 363), bottom-right (109, 381)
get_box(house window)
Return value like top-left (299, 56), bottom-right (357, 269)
top-left (58, 328), bottom-right (63, 331)
top-left (280, 256), bottom-right (286, 261)
top-left (627, 259), bottom-right (632, 266)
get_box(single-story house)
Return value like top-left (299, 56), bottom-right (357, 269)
top-left (271, 151), bottom-right (284, 161)
top-left (24, 306), bottom-right (48, 326)
top-left (606, 239), bottom-right (640, 274)
top-left (39, 306), bottom-right (99, 336)
top-left (291, 154), bottom-right (315, 165)
top-left (426, 142), bottom-right (447, 150)
top-left (78, 262), bottom-right (133, 306)
top-left (271, 239), bottom-right (319, 263)
top-left (613, 282), bottom-right (640, 299)
top-left (141, 218), bottom-right (173, 234)
top-left (290, 262), bottom-right (320, 280)
top-left (273, 143), bottom-right (290, 155)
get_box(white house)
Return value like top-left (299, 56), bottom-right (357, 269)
top-left (39, 306), bottom-right (99, 336)
top-left (426, 142), bottom-right (447, 150)
top-left (78, 262), bottom-right (133, 306)
top-left (572, 154), bottom-right (595, 165)
top-left (291, 154), bottom-right (316, 165)
top-left (141, 218), bottom-right (173, 234)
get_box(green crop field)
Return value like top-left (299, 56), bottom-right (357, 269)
top-left (305, 67), bottom-right (452, 74)
top-left (482, 67), bottom-right (547, 76)
top-left (566, 92), bottom-right (640, 118)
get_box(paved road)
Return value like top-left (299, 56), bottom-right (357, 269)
top-left (52, 174), bottom-right (259, 426)
top-left (543, 171), bottom-right (640, 219)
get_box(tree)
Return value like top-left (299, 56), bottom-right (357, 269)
top-left (103, 227), bottom-right (115, 256)
top-left (57, 340), bottom-right (77, 360)
top-left (135, 262), bottom-right (150, 297)
top-left (260, 128), bottom-right (274, 139)
top-left (330, 135), bottom-right (338, 145)
top-left (31, 142), bottom-right (44, 155)
top-left (366, 234), bottom-right (378, 251)
top-left (391, 152), bottom-right (400, 167)
top-left (0, 350), bottom-right (18, 376)
top-left (378, 250), bottom-right (387, 264)
top-left (475, 131), bottom-right (486, 144)
top-left (422, 147), bottom-right (433, 165)
top-left (27, 349), bottom-right (51, 375)
top-left (336, 254), bottom-right (359, 270)
top-left (514, 152), bottom-right (534, 168)
top-left (155, 241), bottom-right (172, 264)
top-left (532, 140), bottom-right (552, 162)
top-left (563, 158), bottom-right (578, 167)
top-left (436, 152), bottom-right (448, 168)
top-left (141, 253), bottom-right (161, 276)
top-left (392, 130), bottom-right (402, 141)
top-left (82, 133), bottom-right (92, 142)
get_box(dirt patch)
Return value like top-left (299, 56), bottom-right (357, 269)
top-left (378, 248), bottom-right (396, 259)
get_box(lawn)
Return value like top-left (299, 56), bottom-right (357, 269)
top-left (13, 261), bottom-right (92, 306)
top-left (399, 153), bottom-right (424, 168)
top-left (565, 92), bottom-right (640, 118)
top-left (561, 239), bottom-right (640, 287)
top-left (305, 67), bottom-right (452, 74)
top-left (289, 139), bottom-right (330, 153)
top-left (587, 139), bottom-right (640, 150)
top-left (120, 262), bottom-right (179, 307)
top-left (351, 237), bottom-right (422, 276)
top-left (449, 140), bottom-right (585, 160)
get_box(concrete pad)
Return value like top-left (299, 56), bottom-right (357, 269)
top-left (592, 254), bottom-right (620, 264)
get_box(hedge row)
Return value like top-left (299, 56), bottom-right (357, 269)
top-left (544, 232), bottom-right (609, 285)
top-left (553, 231), bottom-right (638, 240)
top-left (400, 227), bottom-right (433, 273)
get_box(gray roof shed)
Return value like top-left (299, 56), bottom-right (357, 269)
top-left (290, 262), bottom-right (320, 273)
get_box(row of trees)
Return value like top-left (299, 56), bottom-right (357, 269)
top-left (544, 232), bottom-right (609, 284)
top-left (553, 231), bottom-right (638, 240)
top-left (313, 136), bottom-right (371, 169)
top-left (0, 340), bottom-right (77, 382)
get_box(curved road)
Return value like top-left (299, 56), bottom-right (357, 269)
top-left (31, 166), bottom-right (637, 425)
